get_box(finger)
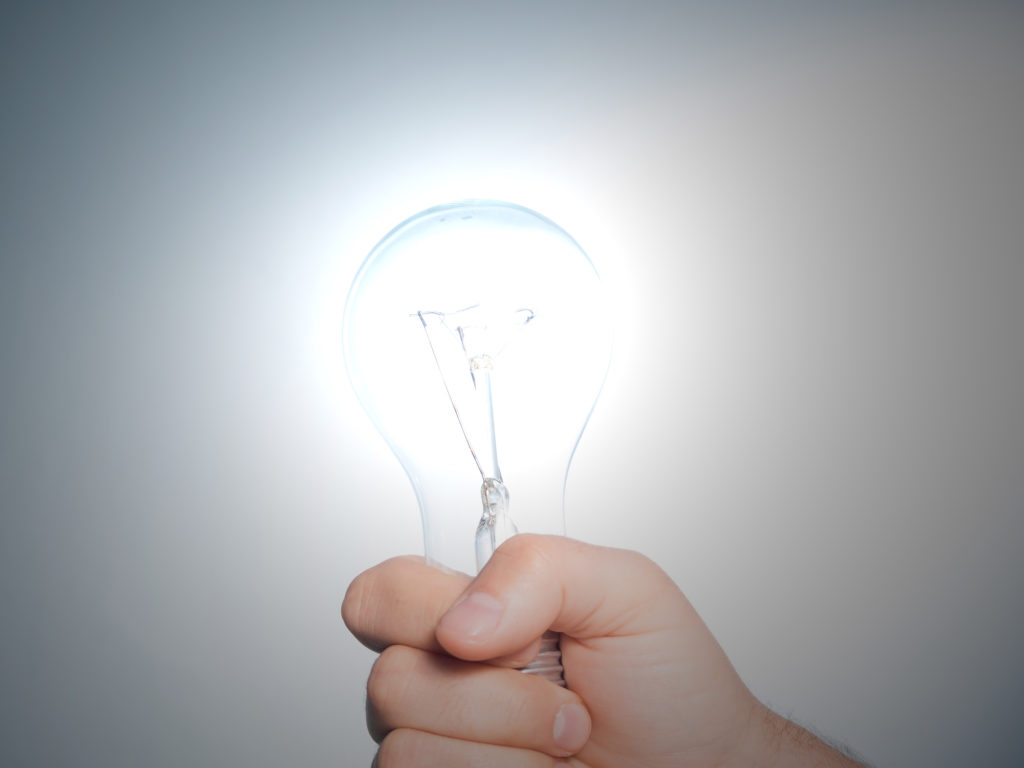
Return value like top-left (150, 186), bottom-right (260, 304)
top-left (342, 555), bottom-right (545, 667)
top-left (366, 644), bottom-right (590, 757)
top-left (435, 534), bottom-right (694, 661)
top-left (375, 727), bottom-right (581, 768)
top-left (342, 555), bottom-right (470, 652)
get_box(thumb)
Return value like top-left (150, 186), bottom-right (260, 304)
top-left (435, 534), bottom-right (690, 662)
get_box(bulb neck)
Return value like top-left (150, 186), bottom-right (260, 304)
top-left (473, 483), bottom-right (564, 687)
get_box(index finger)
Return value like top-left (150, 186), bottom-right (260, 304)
top-left (342, 555), bottom-right (470, 653)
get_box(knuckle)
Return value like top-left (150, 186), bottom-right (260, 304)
top-left (341, 572), bottom-right (371, 633)
top-left (367, 645), bottom-right (418, 713)
top-left (620, 547), bottom-right (660, 576)
top-left (375, 728), bottom-right (420, 768)
top-left (495, 532), bottom-right (556, 573)
top-left (342, 557), bottom-right (426, 639)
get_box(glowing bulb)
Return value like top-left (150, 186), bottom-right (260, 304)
top-left (343, 200), bottom-right (611, 685)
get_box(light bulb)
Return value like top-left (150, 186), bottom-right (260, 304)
top-left (343, 200), bottom-right (611, 685)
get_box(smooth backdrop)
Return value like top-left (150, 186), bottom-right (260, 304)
top-left (2, 2), bottom-right (1022, 766)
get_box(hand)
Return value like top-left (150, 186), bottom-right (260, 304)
top-left (342, 534), bottom-right (864, 767)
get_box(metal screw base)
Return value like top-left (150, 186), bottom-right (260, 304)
top-left (519, 630), bottom-right (564, 686)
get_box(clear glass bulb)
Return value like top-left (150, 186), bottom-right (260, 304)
top-left (343, 200), bottom-right (611, 683)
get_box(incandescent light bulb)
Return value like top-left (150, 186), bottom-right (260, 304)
top-left (343, 200), bottom-right (611, 685)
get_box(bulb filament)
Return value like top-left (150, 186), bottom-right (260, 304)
top-left (415, 305), bottom-right (532, 571)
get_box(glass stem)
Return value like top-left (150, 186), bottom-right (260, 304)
top-left (476, 477), bottom-right (517, 571)
top-left (473, 365), bottom-right (518, 571)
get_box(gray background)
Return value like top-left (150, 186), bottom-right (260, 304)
top-left (2, 1), bottom-right (1022, 766)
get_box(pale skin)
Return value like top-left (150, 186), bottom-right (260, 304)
top-left (342, 534), bottom-right (867, 767)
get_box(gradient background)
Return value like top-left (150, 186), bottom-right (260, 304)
top-left (2, 2), bottom-right (1022, 766)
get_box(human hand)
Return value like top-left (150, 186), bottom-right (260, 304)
top-left (342, 534), bottom-right (863, 767)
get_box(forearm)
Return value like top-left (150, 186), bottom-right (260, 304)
top-left (732, 703), bottom-right (868, 768)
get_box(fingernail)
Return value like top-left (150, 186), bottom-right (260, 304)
top-left (439, 591), bottom-right (504, 642)
top-left (553, 702), bottom-right (589, 753)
